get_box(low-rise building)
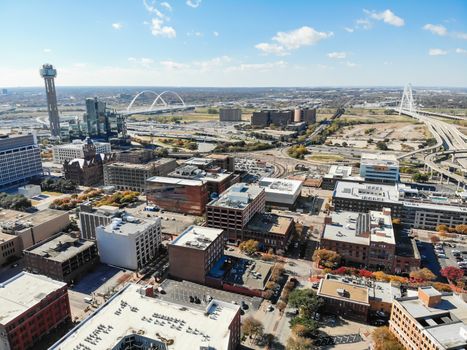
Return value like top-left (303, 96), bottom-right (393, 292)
top-left (206, 183), bottom-right (266, 242)
top-left (146, 176), bottom-right (209, 215)
top-left (259, 177), bottom-right (303, 208)
top-left (52, 139), bottom-right (111, 163)
top-left (78, 202), bottom-right (121, 240)
top-left (243, 213), bottom-right (294, 251)
top-left (169, 225), bottom-right (224, 284)
top-left (0, 208), bottom-right (70, 249)
top-left (50, 283), bottom-right (241, 350)
top-left (96, 216), bottom-right (161, 270)
top-left (402, 201), bottom-right (467, 230)
top-left (360, 153), bottom-right (400, 183)
top-left (0, 232), bottom-right (22, 266)
top-left (115, 148), bottom-right (156, 164)
top-left (332, 181), bottom-right (404, 218)
top-left (169, 165), bottom-right (239, 196)
top-left (207, 154), bottom-right (235, 172)
top-left (0, 272), bottom-right (71, 350)
top-left (321, 165), bottom-right (364, 190)
top-left (23, 232), bottom-right (99, 283)
top-left (321, 209), bottom-right (400, 272)
top-left (389, 286), bottom-right (467, 350)
top-left (103, 158), bottom-right (177, 192)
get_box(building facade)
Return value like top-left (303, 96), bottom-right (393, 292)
top-left (206, 183), bottom-right (266, 242)
top-left (258, 177), bottom-right (303, 208)
top-left (0, 134), bottom-right (43, 190)
top-left (96, 216), bottom-right (161, 270)
top-left (78, 202), bottom-right (120, 240)
top-left (360, 153), bottom-right (400, 183)
top-left (52, 139), bottom-right (111, 163)
top-left (243, 213), bottom-right (294, 251)
top-left (23, 233), bottom-right (99, 283)
top-left (83, 97), bottom-right (126, 141)
top-left (146, 176), bottom-right (209, 215)
top-left (169, 226), bottom-right (224, 284)
top-left (103, 158), bottom-right (177, 192)
top-left (0, 233), bottom-right (22, 266)
top-left (219, 108), bottom-right (242, 122)
top-left (0, 272), bottom-right (71, 350)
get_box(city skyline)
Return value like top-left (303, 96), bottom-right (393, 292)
top-left (0, 0), bottom-right (466, 87)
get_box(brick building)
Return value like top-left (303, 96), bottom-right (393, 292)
top-left (23, 232), bottom-right (99, 283)
top-left (146, 176), bottom-right (209, 215)
top-left (0, 272), bottom-right (71, 350)
top-left (243, 213), bottom-right (294, 251)
top-left (168, 225), bottom-right (224, 284)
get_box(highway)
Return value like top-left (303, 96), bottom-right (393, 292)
top-left (400, 109), bottom-right (467, 185)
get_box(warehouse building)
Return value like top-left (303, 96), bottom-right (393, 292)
top-left (259, 177), bottom-right (303, 208)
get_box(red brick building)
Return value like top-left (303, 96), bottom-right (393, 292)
top-left (146, 176), bottom-right (209, 215)
top-left (0, 272), bottom-right (71, 350)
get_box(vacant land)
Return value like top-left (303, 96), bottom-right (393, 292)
top-left (308, 153), bottom-right (344, 162)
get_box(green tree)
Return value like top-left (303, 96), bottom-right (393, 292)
top-left (239, 239), bottom-right (260, 255)
top-left (412, 172), bottom-right (429, 183)
top-left (288, 289), bottom-right (323, 318)
top-left (376, 141), bottom-right (389, 150)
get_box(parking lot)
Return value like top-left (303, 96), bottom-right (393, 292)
top-left (71, 263), bottom-right (128, 295)
top-left (432, 242), bottom-right (467, 271)
top-left (314, 334), bottom-right (363, 347)
top-left (159, 279), bottom-right (261, 313)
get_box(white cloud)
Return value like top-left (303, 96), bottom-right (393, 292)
top-left (186, 0), bottom-right (201, 8)
top-left (160, 2), bottom-right (172, 11)
top-left (195, 56), bottom-right (231, 71)
top-left (365, 9), bottom-right (405, 27)
top-left (255, 43), bottom-right (289, 56)
top-left (355, 18), bottom-right (372, 30)
top-left (423, 24), bottom-right (448, 36)
top-left (73, 63), bottom-right (87, 68)
top-left (112, 22), bottom-right (123, 30)
top-left (226, 61), bottom-right (287, 72)
top-left (429, 48), bottom-right (448, 56)
top-left (455, 48), bottom-right (467, 54)
top-left (327, 51), bottom-right (347, 59)
top-left (43, 48), bottom-right (52, 53)
top-left (151, 18), bottom-right (176, 38)
top-left (344, 27), bottom-right (354, 33)
top-left (256, 26), bottom-right (333, 56)
top-left (455, 32), bottom-right (467, 40)
top-left (213, 31), bottom-right (219, 37)
top-left (187, 31), bottom-right (202, 37)
top-left (344, 61), bottom-right (358, 67)
top-left (128, 57), bottom-right (155, 67)
top-left (160, 60), bottom-right (189, 70)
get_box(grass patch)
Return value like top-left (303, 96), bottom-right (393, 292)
top-left (308, 153), bottom-right (344, 162)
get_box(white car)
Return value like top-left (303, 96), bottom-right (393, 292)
top-left (437, 254), bottom-right (447, 258)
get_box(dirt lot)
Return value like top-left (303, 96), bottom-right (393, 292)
top-left (336, 122), bottom-right (428, 141)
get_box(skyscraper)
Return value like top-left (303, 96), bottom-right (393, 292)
top-left (84, 97), bottom-right (127, 140)
top-left (40, 63), bottom-right (60, 137)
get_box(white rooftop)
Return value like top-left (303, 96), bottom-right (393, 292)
top-left (146, 176), bottom-right (205, 187)
top-left (334, 181), bottom-right (400, 204)
top-left (259, 177), bottom-right (303, 195)
top-left (361, 153), bottom-right (399, 166)
top-left (209, 183), bottom-right (263, 209)
top-left (323, 210), bottom-right (395, 245)
top-left (171, 225), bottom-right (223, 250)
top-left (0, 272), bottom-right (66, 325)
top-left (327, 165), bottom-right (353, 178)
top-left (50, 283), bottom-right (239, 350)
top-left (99, 216), bottom-right (160, 237)
top-left (55, 140), bottom-right (109, 149)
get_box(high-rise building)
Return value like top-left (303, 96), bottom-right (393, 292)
top-left (360, 153), bottom-right (400, 183)
top-left (219, 108), bottom-right (242, 122)
top-left (39, 64), bottom-right (60, 137)
top-left (0, 134), bottom-right (43, 190)
top-left (84, 97), bottom-right (126, 141)
top-left (78, 202), bottom-right (120, 240)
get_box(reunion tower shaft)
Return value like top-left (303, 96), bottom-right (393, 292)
top-left (39, 63), bottom-right (60, 137)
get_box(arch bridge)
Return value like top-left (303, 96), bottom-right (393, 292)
top-left (123, 90), bottom-right (193, 115)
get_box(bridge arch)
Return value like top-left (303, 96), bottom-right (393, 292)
top-left (149, 90), bottom-right (186, 110)
top-left (127, 90), bottom-right (159, 112)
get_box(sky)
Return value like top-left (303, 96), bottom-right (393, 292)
top-left (0, 0), bottom-right (466, 87)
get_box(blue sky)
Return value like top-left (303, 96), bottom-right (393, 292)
top-left (0, 0), bottom-right (466, 87)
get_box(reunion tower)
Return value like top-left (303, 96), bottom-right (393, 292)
top-left (39, 63), bottom-right (60, 137)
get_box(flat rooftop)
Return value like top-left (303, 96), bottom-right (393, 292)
top-left (323, 210), bottom-right (395, 245)
top-left (0, 209), bottom-right (67, 233)
top-left (361, 153), bottom-right (399, 166)
top-left (327, 165), bottom-right (353, 178)
top-left (184, 157), bottom-right (214, 167)
top-left (0, 232), bottom-right (18, 243)
top-left (169, 165), bottom-right (231, 183)
top-left (259, 177), bottom-right (303, 195)
top-left (0, 272), bottom-right (66, 325)
top-left (54, 140), bottom-right (109, 149)
top-left (246, 213), bottom-right (293, 235)
top-left (171, 225), bottom-right (223, 250)
top-left (26, 233), bottom-right (95, 263)
top-left (402, 200), bottom-right (467, 213)
top-left (208, 183), bottom-right (263, 209)
top-left (100, 217), bottom-right (160, 237)
top-left (334, 181), bottom-right (400, 204)
top-left (318, 275), bottom-right (370, 305)
top-left (50, 283), bottom-right (239, 350)
top-left (105, 158), bottom-right (175, 170)
top-left (146, 176), bottom-right (205, 187)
